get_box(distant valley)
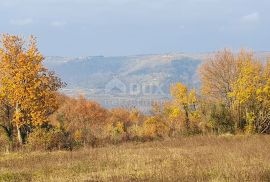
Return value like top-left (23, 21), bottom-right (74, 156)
top-left (45, 52), bottom-right (270, 111)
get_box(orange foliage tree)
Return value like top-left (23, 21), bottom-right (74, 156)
top-left (50, 95), bottom-right (108, 146)
top-left (105, 108), bottom-right (143, 141)
top-left (0, 34), bottom-right (64, 144)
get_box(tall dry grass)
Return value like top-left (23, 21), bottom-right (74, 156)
top-left (1, 135), bottom-right (270, 182)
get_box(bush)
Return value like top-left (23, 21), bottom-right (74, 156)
top-left (207, 104), bottom-right (235, 134)
top-left (142, 117), bottom-right (169, 139)
top-left (105, 122), bottom-right (128, 143)
top-left (127, 124), bottom-right (144, 141)
top-left (73, 129), bottom-right (98, 147)
top-left (26, 128), bottom-right (72, 151)
top-left (0, 128), bottom-right (14, 152)
top-left (0, 131), bottom-right (11, 153)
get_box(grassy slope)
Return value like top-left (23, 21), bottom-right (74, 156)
top-left (0, 135), bottom-right (270, 182)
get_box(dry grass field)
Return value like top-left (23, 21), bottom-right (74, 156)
top-left (1, 135), bottom-right (270, 182)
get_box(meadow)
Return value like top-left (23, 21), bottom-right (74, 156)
top-left (1, 135), bottom-right (270, 182)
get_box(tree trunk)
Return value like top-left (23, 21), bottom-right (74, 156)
top-left (184, 107), bottom-right (190, 130)
top-left (15, 102), bottom-right (23, 145)
top-left (16, 124), bottom-right (23, 145)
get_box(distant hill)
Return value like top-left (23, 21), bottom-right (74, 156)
top-left (45, 52), bottom-right (270, 111)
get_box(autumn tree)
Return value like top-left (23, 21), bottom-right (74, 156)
top-left (258, 60), bottom-right (270, 133)
top-left (200, 49), bottom-right (270, 133)
top-left (0, 34), bottom-right (64, 144)
top-left (229, 58), bottom-right (270, 133)
top-left (50, 95), bottom-right (108, 146)
top-left (170, 82), bottom-right (198, 130)
top-left (228, 55), bottom-right (261, 131)
top-left (199, 49), bottom-right (240, 106)
top-left (107, 108), bottom-right (134, 132)
top-left (142, 116), bottom-right (169, 138)
top-left (148, 101), bottom-right (182, 137)
top-left (105, 108), bottom-right (144, 141)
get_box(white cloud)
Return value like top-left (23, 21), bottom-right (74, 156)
top-left (51, 21), bottom-right (67, 27)
top-left (9, 18), bottom-right (33, 26)
top-left (241, 12), bottom-right (260, 23)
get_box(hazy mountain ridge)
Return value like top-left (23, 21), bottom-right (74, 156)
top-left (45, 52), bottom-right (270, 111)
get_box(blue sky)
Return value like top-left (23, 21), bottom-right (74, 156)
top-left (0, 0), bottom-right (269, 56)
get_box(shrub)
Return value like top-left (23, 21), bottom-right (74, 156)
top-left (142, 117), bottom-right (169, 138)
top-left (127, 124), bottom-right (144, 141)
top-left (105, 122), bottom-right (127, 143)
top-left (26, 128), bottom-right (72, 151)
top-left (0, 130), bottom-right (11, 152)
top-left (207, 104), bottom-right (235, 134)
top-left (72, 129), bottom-right (98, 147)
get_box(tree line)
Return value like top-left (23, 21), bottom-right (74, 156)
top-left (0, 34), bottom-right (270, 152)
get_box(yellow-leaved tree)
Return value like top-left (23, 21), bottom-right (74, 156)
top-left (170, 82), bottom-right (198, 131)
top-left (0, 34), bottom-right (64, 144)
top-left (228, 54), bottom-right (262, 132)
top-left (228, 52), bottom-right (270, 133)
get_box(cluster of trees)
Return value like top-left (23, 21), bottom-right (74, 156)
top-left (200, 49), bottom-right (270, 134)
top-left (0, 35), bottom-right (270, 152)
